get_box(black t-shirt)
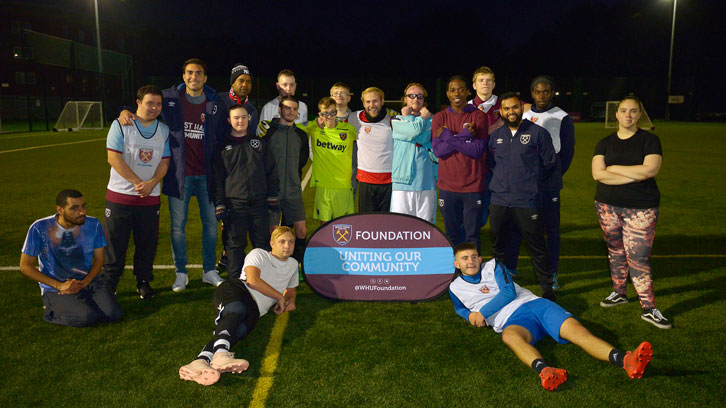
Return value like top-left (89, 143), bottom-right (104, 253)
top-left (593, 129), bottom-right (662, 208)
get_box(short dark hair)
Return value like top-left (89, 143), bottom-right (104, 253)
top-left (279, 95), bottom-right (299, 108)
top-left (318, 97), bottom-right (336, 110)
top-left (530, 75), bottom-right (555, 92)
top-left (228, 104), bottom-right (248, 116)
top-left (136, 85), bottom-right (162, 101)
top-left (182, 58), bottom-right (207, 75)
top-left (453, 242), bottom-right (478, 256)
top-left (56, 189), bottom-right (83, 207)
top-left (499, 91), bottom-right (521, 104)
top-left (446, 75), bottom-right (468, 88)
top-left (619, 95), bottom-right (644, 112)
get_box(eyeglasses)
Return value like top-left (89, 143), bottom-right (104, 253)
top-left (332, 91), bottom-right (349, 97)
top-left (319, 111), bottom-right (337, 118)
top-left (406, 94), bottom-right (425, 100)
top-left (237, 115), bottom-right (250, 120)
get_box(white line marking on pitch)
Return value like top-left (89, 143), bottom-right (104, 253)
top-left (301, 165), bottom-right (312, 189)
top-left (0, 138), bottom-right (105, 154)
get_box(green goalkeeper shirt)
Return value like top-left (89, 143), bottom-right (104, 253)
top-left (302, 121), bottom-right (357, 189)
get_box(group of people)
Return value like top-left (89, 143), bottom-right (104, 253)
top-left (19, 58), bottom-right (668, 389)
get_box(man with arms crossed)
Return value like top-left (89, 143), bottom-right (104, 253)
top-left (103, 85), bottom-right (170, 299)
top-left (179, 226), bottom-right (298, 386)
top-left (449, 243), bottom-right (653, 391)
top-left (349, 87), bottom-right (394, 213)
top-left (20, 190), bottom-right (122, 327)
top-left (432, 76), bottom-right (488, 251)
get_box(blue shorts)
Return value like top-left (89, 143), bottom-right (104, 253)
top-left (502, 298), bottom-right (574, 345)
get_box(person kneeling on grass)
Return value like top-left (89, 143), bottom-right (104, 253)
top-left (448, 242), bottom-right (653, 391)
top-left (179, 226), bottom-right (299, 386)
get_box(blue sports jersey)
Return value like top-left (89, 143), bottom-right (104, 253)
top-left (22, 215), bottom-right (106, 294)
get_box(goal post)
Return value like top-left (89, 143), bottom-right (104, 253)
top-left (605, 100), bottom-right (655, 130)
top-left (53, 101), bottom-right (104, 131)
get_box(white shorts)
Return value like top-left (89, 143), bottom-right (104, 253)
top-left (390, 190), bottom-right (436, 224)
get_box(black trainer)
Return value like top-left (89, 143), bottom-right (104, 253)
top-left (137, 282), bottom-right (155, 300)
top-left (641, 308), bottom-right (672, 329)
top-left (217, 254), bottom-right (228, 273)
top-left (600, 291), bottom-right (628, 307)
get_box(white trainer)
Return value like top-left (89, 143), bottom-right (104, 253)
top-left (202, 270), bottom-right (225, 287)
top-left (172, 272), bottom-right (189, 292)
top-left (179, 359), bottom-right (220, 386)
top-left (211, 351), bottom-right (249, 374)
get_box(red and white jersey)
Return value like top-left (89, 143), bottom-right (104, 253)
top-left (349, 110), bottom-right (394, 175)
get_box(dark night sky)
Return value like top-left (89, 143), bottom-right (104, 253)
top-left (10, 0), bottom-right (723, 115)
top-left (29, 0), bottom-right (722, 80)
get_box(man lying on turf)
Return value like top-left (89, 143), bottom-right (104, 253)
top-left (179, 226), bottom-right (298, 386)
top-left (448, 242), bottom-right (652, 391)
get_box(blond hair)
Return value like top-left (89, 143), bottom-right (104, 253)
top-left (472, 66), bottom-right (495, 82)
top-left (270, 226), bottom-right (294, 242)
top-left (361, 87), bottom-right (385, 102)
top-left (401, 82), bottom-right (428, 103)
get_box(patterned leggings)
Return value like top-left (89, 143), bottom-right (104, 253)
top-left (595, 201), bottom-right (658, 310)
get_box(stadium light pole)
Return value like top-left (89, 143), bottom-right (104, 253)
top-left (94, 0), bottom-right (105, 126)
top-left (664, 0), bottom-right (677, 121)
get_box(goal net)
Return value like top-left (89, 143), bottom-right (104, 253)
top-left (604, 100), bottom-right (655, 130)
top-left (53, 101), bottom-right (103, 131)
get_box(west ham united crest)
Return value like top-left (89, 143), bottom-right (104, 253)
top-left (339, 132), bottom-right (347, 141)
top-left (139, 148), bottom-right (153, 163)
top-left (520, 134), bottom-right (531, 144)
top-left (200, 113), bottom-right (206, 123)
top-left (364, 126), bottom-right (371, 133)
top-left (333, 224), bottom-right (352, 246)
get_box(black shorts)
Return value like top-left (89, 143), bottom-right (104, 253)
top-left (213, 279), bottom-right (261, 332)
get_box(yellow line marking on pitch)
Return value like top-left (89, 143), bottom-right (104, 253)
top-left (0, 138), bottom-right (105, 154)
top-left (246, 169), bottom-right (311, 407)
top-left (249, 312), bottom-right (290, 408)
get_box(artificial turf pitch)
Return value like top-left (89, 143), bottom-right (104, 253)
top-left (0, 122), bottom-right (724, 406)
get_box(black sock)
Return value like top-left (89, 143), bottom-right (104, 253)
top-left (532, 358), bottom-right (549, 374)
top-left (609, 349), bottom-right (625, 368)
top-left (294, 238), bottom-right (307, 263)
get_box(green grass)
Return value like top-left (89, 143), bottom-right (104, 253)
top-left (1, 122), bottom-right (725, 407)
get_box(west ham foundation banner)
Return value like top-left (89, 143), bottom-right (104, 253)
top-left (303, 213), bottom-right (455, 301)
